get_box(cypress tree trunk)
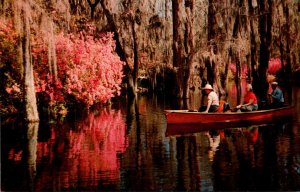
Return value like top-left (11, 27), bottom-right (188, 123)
top-left (284, 1), bottom-right (291, 77)
top-left (13, 0), bottom-right (24, 80)
top-left (206, 0), bottom-right (218, 90)
top-left (100, 0), bottom-right (136, 98)
top-left (235, 53), bottom-right (242, 105)
top-left (23, 6), bottom-right (39, 122)
top-left (183, 0), bottom-right (195, 99)
top-left (48, 20), bottom-right (57, 82)
top-left (129, 2), bottom-right (140, 98)
top-left (256, 0), bottom-right (272, 102)
top-left (172, 0), bottom-right (184, 98)
top-left (172, 0), bottom-right (195, 99)
top-left (131, 17), bottom-right (139, 97)
top-left (26, 122), bottom-right (39, 190)
top-left (283, 0), bottom-right (292, 104)
top-left (249, 0), bottom-right (258, 83)
top-left (87, 0), bottom-right (101, 19)
top-left (207, 0), bottom-right (215, 41)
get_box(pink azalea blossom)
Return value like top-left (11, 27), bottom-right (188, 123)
top-left (32, 25), bottom-right (124, 108)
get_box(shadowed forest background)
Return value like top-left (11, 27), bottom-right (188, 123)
top-left (0, 0), bottom-right (299, 122)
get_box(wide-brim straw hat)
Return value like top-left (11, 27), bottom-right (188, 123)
top-left (202, 84), bottom-right (213, 90)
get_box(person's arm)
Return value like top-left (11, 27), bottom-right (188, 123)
top-left (243, 99), bottom-right (254, 106)
top-left (204, 99), bottom-right (212, 113)
top-left (237, 99), bottom-right (253, 108)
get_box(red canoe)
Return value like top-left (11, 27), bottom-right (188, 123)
top-left (165, 106), bottom-right (295, 125)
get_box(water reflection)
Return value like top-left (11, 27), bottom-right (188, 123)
top-left (47, 108), bottom-right (127, 191)
top-left (27, 123), bottom-right (39, 192)
top-left (3, 122), bottom-right (39, 191)
top-left (2, 108), bottom-right (128, 191)
top-left (167, 121), bottom-right (300, 191)
top-left (205, 130), bottom-right (221, 161)
top-left (1, 86), bottom-right (300, 191)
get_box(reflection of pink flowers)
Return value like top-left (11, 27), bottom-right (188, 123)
top-left (33, 108), bottom-right (127, 189)
top-left (68, 109), bottom-right (128, 185)
top-left (245, 128), bottom-right (259, 144)
top-left (8, 149), bottom-right (23, 161)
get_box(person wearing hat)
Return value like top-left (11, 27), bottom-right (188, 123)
top-left (236, 83), bottom-right (258, 112)
top-left (268, 81), bottom-right (284, 108)
top-left (199, 84), bottom-right (219, 113)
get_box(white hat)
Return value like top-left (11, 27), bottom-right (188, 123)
top-left (272, 81), bottom-right (278, 85)
top-left (202, 84), bottom-right (213, 90)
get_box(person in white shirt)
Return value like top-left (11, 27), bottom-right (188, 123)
top-left (205, 130), bottom-right (221, 161)
top-left (199, 84), bottom-right (219, 113)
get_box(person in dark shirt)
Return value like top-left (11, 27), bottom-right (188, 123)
top-left (268, 82), bottom-right (284, 108)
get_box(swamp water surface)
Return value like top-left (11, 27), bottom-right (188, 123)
top-left (1, 85), bottom-right (300, 191)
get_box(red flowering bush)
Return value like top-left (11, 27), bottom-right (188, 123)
top-left (229, 58), bottom-right (286, 78)
top-left (268, 58), bottom-right (286, 75)
top-left (229, 63), bottom-right (248, 78)
top-left (0, 19), bottom-right (21, 114)
top-left (1, 19), bottom-right (124, 115)
top-left (0, 19), bottom-right (18, 82)
top-left (32, 26), bottom-right (124, 108)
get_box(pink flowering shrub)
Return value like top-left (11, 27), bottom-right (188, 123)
top-left (0, 19), bottom-right (18, 88)
top-left (229, 63), bottom-right (248, 78)
top-left (1, 20), bottom-right (124, 115)
top-left (268, 58), bottom-right (286, 75)
top-left (33, 26), bottom-right (124, 108)
top-left (0, 19), bottom-right (21, 114)
top-left (229, 58), bottom-right (286, 78)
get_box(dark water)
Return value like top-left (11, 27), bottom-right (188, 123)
top-left (1, 85), bottom-right (300, 191)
